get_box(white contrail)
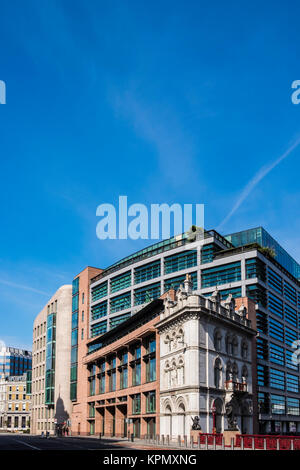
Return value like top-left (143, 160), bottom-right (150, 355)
top-left (218, 137), bottom-right (300, 230)
top-left (0, 278), bottom-right (49, 296)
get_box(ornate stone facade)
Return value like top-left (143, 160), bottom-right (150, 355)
top-left (156, 276), bottom-right (256, 438)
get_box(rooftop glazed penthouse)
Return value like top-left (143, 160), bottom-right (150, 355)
top-left (89, 227), bottom-right (300, 434)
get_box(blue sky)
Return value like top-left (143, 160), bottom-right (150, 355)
top-left (0, 0), bottom-right (299, 349)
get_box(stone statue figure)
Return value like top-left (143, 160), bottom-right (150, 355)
top-left (225, 400), bottom-right (238, 430)
top-left (191, 416), bottom-right (201, 430)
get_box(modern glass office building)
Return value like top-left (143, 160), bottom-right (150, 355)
top-left (0, 346), bottom-right (32, 377)
top-left (89, 227), bottom-right (300, 433)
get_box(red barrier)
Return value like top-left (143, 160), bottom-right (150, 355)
top-left (236, 434), bottom-right (300, 450)
top-left (199, 433), bottom-right (223, 445)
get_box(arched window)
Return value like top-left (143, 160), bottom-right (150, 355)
top-left (214, 358), bottom-right (222, 389)
top-left (232, 336), bottom-right (238, 355)
top-left (178, 357), bottom-right (185, 386)
top-left (165, 361), bottom-right (171, 387)
top-left (242, 365), bottom-right (248, 379)
top-left (165, 335), bottom-right (171, 352)
top-left (177, 329), bottom-right (184, 347)
top-left (178, 403), bottom-right (186, 436)
top-left (232, 363), bottom-right (238, 382)
top-left (226, 335), bottom-right (233, 355)
top-left (241, 341), bottom-right (248, 359)
top-left (226, 361), bottom-right (232, 381)
top-left (214, 329), bottom-right (222, 351)
top-left (165, 405), bottom-right (172, 437)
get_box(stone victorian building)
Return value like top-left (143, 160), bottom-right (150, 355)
top-left (156, 276), bottom-right (257, 438)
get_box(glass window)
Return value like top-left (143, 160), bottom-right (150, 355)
top-left (286, 373), bottom-right (299, 393)
top-left (91, 282), bottom-right (108, 302)
top-left (134, 261), bottom-right (161, 284)
top-left (270, 368), bottom-right (285, 390)
top-left (110, 293), bottom-right (131, 313)
top-left (111, 271), bottom-right (131, 293)
top-left (246, 258), bottom-right (266, 281)
top-left (146, 357), bottom-right (156, 382)
top-left (164, 272), bottom-right (197, 292)
top-left (268, 293), bottom-right (283, 318)
top-left (287, 397), bottom-right (300, 416)
top-left (91, 301), bottom-right (107, 321)
top-left (269, 343), bottom-right (284, 365)
top-left (164, 250), bottom-right (197, 275)
top-left (201, 262), bottom-right (241, 288)
top-left (132, 394), bottom-right (141, 414)
top-left (110, 313), bottom-right (131, 329)
top-left (91, 321), bottom-right (107, 338)
top-left (271, 394), bottom-right (285, 415)
top-left (268, 267), bottom-right (283, 294)
top-left (134, 283), bottom-right (161, 306)
top-left (146, 391), bottom-right (156, 413)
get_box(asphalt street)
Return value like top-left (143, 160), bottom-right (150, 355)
top-left (0, 433), bottom-right (130, 450)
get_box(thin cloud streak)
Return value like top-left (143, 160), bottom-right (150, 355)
top-left (218, 136), bottom-right (300, 230)
top-left (0, 279), bottom-right (50, 297)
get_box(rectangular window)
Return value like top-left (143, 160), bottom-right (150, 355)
top-left (270, 343), bottom-right (284, 366)
top-left (120, 367), bottom-right (128, 389)
top-left (286, 349), bottom-right (299, 371)
top-left (72, 294), bottom-right (79, 313)
top-left (134, 283), bottom-right (161, 306)
top-left (110, 313), bottom-right (131, 329)
top-left (110, 293), bottom-right (131, 313)
top-left (146, 391), bottom-right (156, 413)
top-left (201, 262), bottom-right (241, 288)
top-left (201, 243), bottom-right (220, 264)
top-left (257, 337), bottom-right (268, 361)
top-left (91, 301), bottom-right (107, 321)
top-left (109, 370), bottom-right (116, 392)
top-left (268, 293), bottom-right (283, 318)
top-left (91, 321), bottom-right (107, 338)
top-left (287, 397), bottom-right (300, 416)
top-left (164, 250), bottom-right (197, 275)
top-left (283, 282), bottom-right (297, 306)
top-left (111, 271), bottom-right (131, 293)
top-left (164, 272), bottom-right (197, 292)
top-left (285, 305), bottom-right (297, 327)
top-left (268, 268), bottom-right (283, 294)
top-left (270, 368), bottom-right (285, 390)
top-left (134, 261), bottom-right (161, 284)
top-left (257, 364), bottom-right (268, 387)
top-left (99, 374), bottom-right (105, 394)
top-left (89, 366), bottom-right (96, 396)
top-left (132, 394), bottom-right (141, 414)
top-left (71, 329), bottom-right (78, 347)
top-left (246, 258), bottom-right (266, 281)
top-left (286, 373), bottom-right (299, 393)
top-left (256, 310), bottom-right (268, 334)
top-left (89, 402), bottom-right (95, 418)
top-left (285, 326), bottom-right (297, 347)
top-left (72, 311), bottom-right (78, 330)
top-left (269, 318), bottom-right (284, 342)
top-left (146, 357), bottom-right (156, 382)
top-left (271, 394), bottom-right (285, 415)
top-left (72, 277), bottom-right (79, 295)
top-left (132, 362), bottom-right (141, 386)
top-left (91, 282), bottom-right (108, 302)
top-left (246, 284), bottom-right (267, 308)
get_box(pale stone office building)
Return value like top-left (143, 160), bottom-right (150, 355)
top-left (31, 285), bottom-right (72, 435)
top-left (0, 374), bottom-right (31, 432)
top-left (156, 276), bottom-right (257, 438)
